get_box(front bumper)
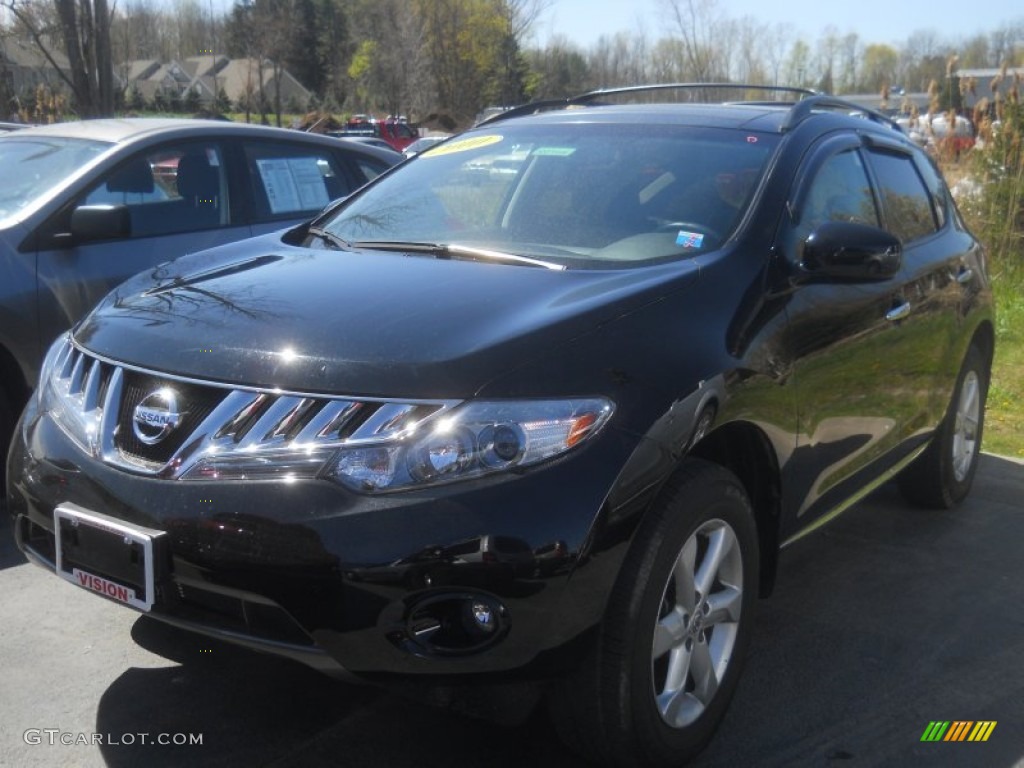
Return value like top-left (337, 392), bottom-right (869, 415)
top-left (7, 398), bottom-right (639, 679)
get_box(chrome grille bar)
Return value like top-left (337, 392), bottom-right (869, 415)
top-left (42, 337), bottom-right (459, 481)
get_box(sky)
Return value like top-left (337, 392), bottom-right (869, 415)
top-left (532, 0), bottom-right (1022, 49)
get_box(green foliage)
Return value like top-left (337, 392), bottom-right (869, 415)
top-left (957, 78), bottom-right (1024, 457)
top-left (183, 87), bottom-right (201, 113)
top-left (215, 87), bottom-right (232, 114)
top-left (126, 85), bottom-right (145, 112)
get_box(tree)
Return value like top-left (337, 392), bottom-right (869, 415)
top-left (3, 0), bottom-right (114, 115)
top-left (590, 30), bottom-right (650, 87)
top-left (346, 0), bottom-right (430, 117)
top-left (860, 44), bottom-right (898, 93)
top-left (414, 0), bottom-right (515, 119)
top-left (659, 0), bottom-right (729, 81)
top-left (782, 39), bottom-right (812, 88)
top-left (524, 36), bottom-right (589, 98)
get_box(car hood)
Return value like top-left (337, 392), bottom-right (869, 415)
top-left (74, 236), bottom-right (701, 398)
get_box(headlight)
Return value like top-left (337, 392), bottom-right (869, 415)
top-left (325, 398), bottom-right (614, 493)
top-left (36, 332), bottom-right (71, 408)
top-left (37, 332), bottom-right (106, 456)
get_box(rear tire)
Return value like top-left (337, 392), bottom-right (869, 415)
top-left (898, 344), bottom-right (988, 509)
top-left (549, 460), bottom-right (759, 767)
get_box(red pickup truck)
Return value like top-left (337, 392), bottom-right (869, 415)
top-left (331, 115), bottom-right (420, 151)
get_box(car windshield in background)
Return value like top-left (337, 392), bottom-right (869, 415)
top-left (0, 137), bottom-right (109, 220)
top-left (323, 123), bottom-right (779, 268)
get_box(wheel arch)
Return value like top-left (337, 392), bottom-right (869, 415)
top-left (969, 319), bottom-right (995, 372)
top-left (688, 420), bottom-right (782, 597)
top-left (0, 340), bottom-right (31, 412)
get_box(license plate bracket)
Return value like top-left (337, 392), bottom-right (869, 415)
top-left (54, 503), bottom-right (165, 612)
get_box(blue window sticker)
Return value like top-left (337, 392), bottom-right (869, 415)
top-left (676, 230), bottom-right (705, 248)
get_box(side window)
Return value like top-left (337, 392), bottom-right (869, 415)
top-left (866, 149), bottom-right (939, 243)
top-left (82, 144), bottom-right (228, 237)
top-left (245, 143), bottom-right (353, 221)
top-left (798, 149), bottom-right (879, 237)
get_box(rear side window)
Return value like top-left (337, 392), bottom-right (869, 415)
top-left (244, 143), bottom-right (355, 221)
top-left (866, 150), bottom-right (939, 243)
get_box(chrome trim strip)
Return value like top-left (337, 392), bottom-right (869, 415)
top-left (99, 366), bottom-right (123, 463)
top-left (781, 444), bottom-right (929, 548)
top-left (68, 339), bottom-right (456, 406)
top-left (308, 400), bottom-right (363, 440)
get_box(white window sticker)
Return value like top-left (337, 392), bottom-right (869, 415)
top-left (256, 157), bottom-right (331, 214)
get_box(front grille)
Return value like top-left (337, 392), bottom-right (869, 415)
top-left (116, 371), bottom-right (227, 467)
top-left (172, 583), bottom-right (316, 647)
top-left (44, 336), bottom-right (457, 480)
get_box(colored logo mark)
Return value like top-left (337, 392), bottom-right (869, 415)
top-left (920, 721), bottom-right (997, 742)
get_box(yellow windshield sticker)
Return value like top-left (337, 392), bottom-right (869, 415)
top-left (423, 135), bottom-right (502, 157)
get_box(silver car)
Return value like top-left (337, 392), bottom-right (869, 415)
top-left (0, 118), bottom-right (398, 472)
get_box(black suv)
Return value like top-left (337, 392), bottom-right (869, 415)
top-left (6, 85), bottom-right (993, 766)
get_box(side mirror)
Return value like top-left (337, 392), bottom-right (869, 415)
top-left (69, 204), bottom-right (131, 243)
top-left (801, 220), bottom-right (901, 281)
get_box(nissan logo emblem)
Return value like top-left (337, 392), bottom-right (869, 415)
top-left (132, 388), bottom-right (183, 445)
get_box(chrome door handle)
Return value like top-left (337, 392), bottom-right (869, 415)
top-left (886, 302), bottom-right (911, 322)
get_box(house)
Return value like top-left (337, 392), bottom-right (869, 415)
top-left (121, 55), bottom-right (311, 111)
top-left (0, 38), bottom-right (71, 103)
top-left (123, 59), bottom-right (193, 106)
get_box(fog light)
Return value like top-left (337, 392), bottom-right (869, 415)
top-left (398, 592), bottom-right (508, 656)
top-left (470, 601), bottom-right (495, 633)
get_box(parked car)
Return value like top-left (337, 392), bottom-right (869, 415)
top-left (0, 118), bottom-right (399, 476)
top-left (331, 115), bottom-right (420, 152)
top-left (329, 134), bottom-right (405, 158)
top-left (7, 86), bottom-right (993, 767)
top-left (0, 120), bottom-right (30, 133)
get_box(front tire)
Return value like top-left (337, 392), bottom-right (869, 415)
top-left (0, 393), bottom-right (15, 496)
top-left (550, 460), bottom-right (759, 767)
top-left (898, 344), bottom-right (989, 509)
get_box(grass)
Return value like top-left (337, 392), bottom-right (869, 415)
top-left (982, 263), bottom-right (1024, 459)
top-left (945, 90), bottom-right (1024, 459)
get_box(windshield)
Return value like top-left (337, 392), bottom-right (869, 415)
top-left (0, 137), bottom-right (110, 219)
top-left (322, 122), bottom-right (779, 268)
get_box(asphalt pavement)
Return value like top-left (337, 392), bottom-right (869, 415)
top-left (1, 453), bottom-right (1022, 768)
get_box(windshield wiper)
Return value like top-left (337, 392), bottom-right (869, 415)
top-left (306, 225), bottom-right (352, 251)
top-left (352, 241), bottom-right (566, 270)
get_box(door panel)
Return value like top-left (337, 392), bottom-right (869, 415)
top-left (34, 141), bottom-right (249, 349)
top-left (865, 148), bottom-right (965, 441)
top-left (778, 145), bottom-right (917, 529)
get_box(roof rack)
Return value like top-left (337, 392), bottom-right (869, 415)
top-left (780, 94), bottom-right (902, 132)
top-left (572, 83), bottom-right (820, 104)
top-left (478, 83), bottom-right (903, 134)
